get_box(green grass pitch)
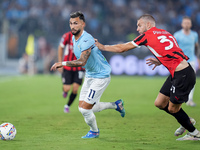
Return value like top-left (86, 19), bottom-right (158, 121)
top-left (0, 75), bottom-right (200, 150)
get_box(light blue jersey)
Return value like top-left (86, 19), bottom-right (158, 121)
top-left (72, 31), bottom-right (111, 78)
top-left (174, 29), bottom-right (198, 62)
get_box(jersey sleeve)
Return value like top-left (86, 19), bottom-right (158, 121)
top-left (133, 34), bottom-right (147, 47)
top-left (80, 38), bottom-right (95, 52)
top-left (60, 33), bottom-right (70, 48)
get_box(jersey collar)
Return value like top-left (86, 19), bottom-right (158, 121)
top-left (75, 30), bottom-right (85, 42)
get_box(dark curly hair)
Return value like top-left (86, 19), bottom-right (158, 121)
top-left (70, 11), bottom-right (85, 22)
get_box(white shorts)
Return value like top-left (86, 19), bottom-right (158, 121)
top-left (79, 77), bottom-right (111, 104)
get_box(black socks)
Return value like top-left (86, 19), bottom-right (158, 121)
top-left (67, 93), bottom-right (77, 106)
top-left (162, 103), bottom-right (195, 132)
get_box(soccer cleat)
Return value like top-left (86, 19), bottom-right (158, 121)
top-left (176, 132), bottom-right (200, 141)
top-left (64, 105), bottom-right (70, 113)
top-left (63, 92), bottom-right (68, 98)
top-left (186, 101), bottom-right (196, 107)
top-left (115, 99), bottom-right (125, 117)
top-left (81, 130), bottom-right (99, 138)
top-left (174, 118), bottom-right (196, 136)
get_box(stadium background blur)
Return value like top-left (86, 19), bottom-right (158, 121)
top-left (0, 0), bottom-right (200, 76)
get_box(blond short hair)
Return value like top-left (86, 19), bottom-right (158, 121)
top-left (138, 14), bottom-right (156, 26)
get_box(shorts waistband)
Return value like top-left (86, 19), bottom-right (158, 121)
top-left (174, 63), bottom-right (192, 75)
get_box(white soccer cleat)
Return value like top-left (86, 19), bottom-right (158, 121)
top-left (174, 118), bottom-right (196, 136)
top-left (186, 101), bottom-right (196, 107)
top-left (176, 132), bottom-right (200, 141)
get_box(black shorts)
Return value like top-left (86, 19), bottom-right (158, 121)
top-left (62, 69), bottom-right (84, 85)
top-left (160, 64), bottom-right (196, 104)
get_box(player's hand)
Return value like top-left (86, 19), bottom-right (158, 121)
top-left (50, 62), bottom-right (63, 71)
top-left (94, 39), bottom-right (105, 50)
top-left (57, 67), bottom-right (63, 73)
top-left (146, 57), bottom-right (161, 70)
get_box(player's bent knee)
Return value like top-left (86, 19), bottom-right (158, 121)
top-left (63, 85), bottom-right (71, 92)
top-left (168, 108), bottom-right (177, 114)
top-left (154, 93), bottom-right (170, 109)
top-left (154, 101), bottom-right (159, 107)
top-left (78, 107), bottom-right (95, 124)
top-left (72, 90), bottom-right (78, 94)
top-left (63, 88), bottom-right (70, 93)
top-left (154, 101), bottom-right (164, 109)
top-left (168, 107), bottom-right (179, 114)
top-left (78, 107), bottom-right (92, 116)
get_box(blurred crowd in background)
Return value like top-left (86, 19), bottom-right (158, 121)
top-left (0, 0), bottom-right (200, 74)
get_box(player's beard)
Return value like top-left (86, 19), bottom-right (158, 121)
top-left (71, 29), bottom-right (81, 36)
top-left (143, 26), bottom-right (148, 33)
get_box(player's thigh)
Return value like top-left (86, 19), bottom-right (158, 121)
top-left (155, 75), bottom-right (171, 108)
top-left (79, 77), bottom-right (110, 105)
top-left (72, 83), bottom-right (81, 93)
top-left (79, 101), bottom-right (94, 109)
top-left (63, 84), bottom-right (71, 92)
top-left (154, 92), bottom-right (170, 109)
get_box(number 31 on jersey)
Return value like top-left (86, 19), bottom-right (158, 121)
top-left (157, 35), bottom-right (179, 50)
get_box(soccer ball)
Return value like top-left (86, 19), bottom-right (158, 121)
top-left (0, 123), bottom-right (17, 140)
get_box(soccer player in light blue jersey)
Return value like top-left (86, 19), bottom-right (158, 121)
top-left (51, 11), bottom-right (125, 139)
top-left (174, 16), bottom-right (200, 107)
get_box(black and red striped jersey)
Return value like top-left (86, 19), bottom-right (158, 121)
top-left (132, 27), bottom-right (188, 77)
top-left (60, 32), bottom-right (85, 71)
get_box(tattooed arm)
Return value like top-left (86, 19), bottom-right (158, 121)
top-left (50, 48), bottom-right (91, 71)
top-left (65, 48), bottom-right (91, 67)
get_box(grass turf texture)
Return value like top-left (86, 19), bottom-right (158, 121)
top-left (0, 75), bottom-right (200, 150)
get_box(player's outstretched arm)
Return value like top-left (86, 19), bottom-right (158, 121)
top-left (146, 57), bottom-right (161, 70)
top-left (95, 39), bottom-right (136, 53)
top-left (57, 45), bottom-right (64, 73)
top-left (50, 48), bottom-right (91, 71)
top-left (50, 62), bottom-right (62, 71)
